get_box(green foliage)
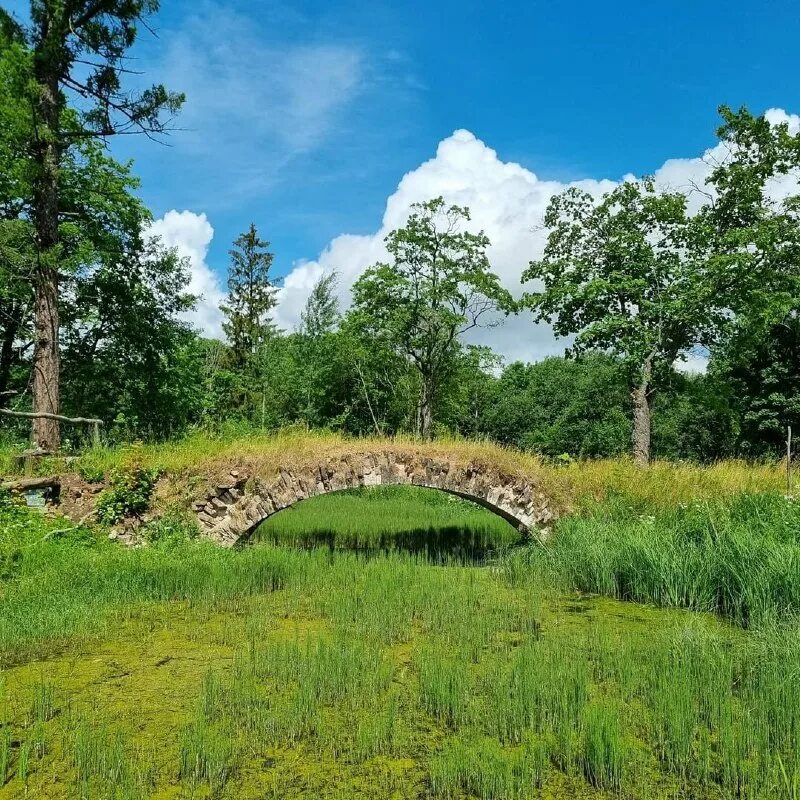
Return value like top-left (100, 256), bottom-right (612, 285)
top-left (523, 177), bottom-right (717, 462)
top-left (7, 0), bottom-right (185, 451)
top-left (523, 179), bottom-right (715, 367)
top-left (96, 467), bottom-right (159, 525)
top-left (483, 354), bottom-right (631, 457)
top-left (300, 270), bottom-right (340, 338)
top-left (140, 507), bottom-right (198, 546)
top-left (220, 223), bottom-right (278, 369)
top-left (24, 1), bottom-right (185, 139)
top-left (651, 371), bottom-right (740, 461)
top-left (77, 462), bottom-right (105, 484)
top-left (350, 197), bottom-right (512, 438)
top-left (0, 10), bottom-right (195, 442)
top-left (60, 233), bottom-right (200, 439)
top-left (705, 106), bottom-right (800, 336)
top-left (711, 315), bottom-right (800, 454)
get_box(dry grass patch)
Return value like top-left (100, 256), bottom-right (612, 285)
top-left (2, 429), bottom-right (788, 520)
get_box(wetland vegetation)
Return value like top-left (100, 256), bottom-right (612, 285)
top-left (1, 475), bottom-right (799, 799)
top-left (1, 3), bottom-right (798, 798)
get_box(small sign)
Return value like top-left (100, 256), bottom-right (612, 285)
top-left (24, 490), bottom-right (47, 508)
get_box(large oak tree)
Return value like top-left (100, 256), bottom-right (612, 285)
top-left (523, 179), bottom-right (716, 465)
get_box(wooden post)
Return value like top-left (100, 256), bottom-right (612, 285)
top-left (92, 421), bottom-right (101, 449)
top-left (789, 425), bottom-right (794, 497)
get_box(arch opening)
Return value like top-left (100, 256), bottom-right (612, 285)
top-left (248, 485), bottom-right (524, 563)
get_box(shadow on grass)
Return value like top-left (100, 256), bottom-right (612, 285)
top-left (250, 525), bottom-right (526, 565)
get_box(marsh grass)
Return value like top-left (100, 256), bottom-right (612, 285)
top-left (179, 710), bottom-right (236, 793)
top-left (2, 483), bottom-right (800, 797)
top-left (522, 492), bottom-right (800, 626)
top-left (417, 646), bottom-right (470, 728)
top-left (3, 545), bottom-right (800, 798)
top-left (580, 701), bottom-right (626, 792)
top-left (255, 485), bottom-right (521, 561)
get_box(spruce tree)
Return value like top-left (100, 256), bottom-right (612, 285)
top-left (221, 224), bottom-right (278, 368)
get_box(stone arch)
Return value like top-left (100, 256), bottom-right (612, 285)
top-left (192, 451), bottom-right (554, 546)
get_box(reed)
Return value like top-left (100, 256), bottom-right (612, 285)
top-left (519, 492), bottom-right (800, 626)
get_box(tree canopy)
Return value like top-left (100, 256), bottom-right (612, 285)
top-left (350, 197), bottom-right (512, 439)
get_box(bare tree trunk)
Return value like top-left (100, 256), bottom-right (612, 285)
top-left (32, 264), bottom-right (60, 449)
top-left (419, 374), bottom-right (434, 440)
top-left (631, 356), bottom-right (653, 466)
top-left (31, 37), bottom-right (62, 451)
top-left (356, 360), bottom-right (381, 436)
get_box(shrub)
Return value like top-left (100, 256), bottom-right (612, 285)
top-left (96, 467), bottom-right (159, 525)
top-left (77, 463), bottom-right (105, 484)
top-left (141, 508), bottom-right (199, 545)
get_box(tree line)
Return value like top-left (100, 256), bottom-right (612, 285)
top-left (1, 2), bottom-right (798, 463)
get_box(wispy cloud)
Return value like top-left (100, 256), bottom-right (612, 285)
top-left (150, 3), bottom-right (365, 195)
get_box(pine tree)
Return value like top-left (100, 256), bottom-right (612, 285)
top-left (221, 224), bottom-right (278, 367)
top-left (2, 2), bottom-right (183, 450)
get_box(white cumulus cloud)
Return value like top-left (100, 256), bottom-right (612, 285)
top-left (146, 210), bottom-right (225, 339)
top-left (157, 109), bottom-right (800, 366)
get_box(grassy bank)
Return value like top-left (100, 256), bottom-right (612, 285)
top-left (520, 492), bottom-right (800, 627)
top-left (1, 428), bottom-right (788, 514)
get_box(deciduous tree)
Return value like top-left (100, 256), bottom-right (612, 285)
top-left (350, 197), bottom-right (512, 439)
top-left (523, 179), bottom-right (716, 465)
top-left (702, 107), bottom-right (800, 453)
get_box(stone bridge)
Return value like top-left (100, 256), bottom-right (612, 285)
top-left (191, 449), bottom-right (554, 546)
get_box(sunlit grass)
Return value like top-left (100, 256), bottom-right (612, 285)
top-left (521, 491), bottom-right (800, 626)
top-left (1, 428), bottom-right (787, 516)
top-left (254, 485), bottom-right (520, 560)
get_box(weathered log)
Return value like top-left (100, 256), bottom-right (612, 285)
top-left (1, 475), bottom-right (61, 493)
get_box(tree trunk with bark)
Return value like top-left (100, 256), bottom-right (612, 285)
top-left (419, 374), bottom-right (434, 440)
top-left (631, 356), bottom-right (653, 466)
top-left (30, 27), bottom-right (62, 451)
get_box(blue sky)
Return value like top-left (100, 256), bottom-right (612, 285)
top-left (43, 0), bottom-right (800, 275)
top-left (5, 0), bottom-right (800, 358)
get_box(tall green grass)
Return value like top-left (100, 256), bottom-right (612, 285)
top-left (254, 485), bottom-right (521, 561)
top-left (521, 492), bottom-right (800, 627)
top-left (0, 485), bottom-right (518, 661)
top-left (3, 486), bottom-right (800, 797)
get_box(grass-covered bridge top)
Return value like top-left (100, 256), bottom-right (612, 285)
top-left (3, 430), bottom-right (787, 545)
